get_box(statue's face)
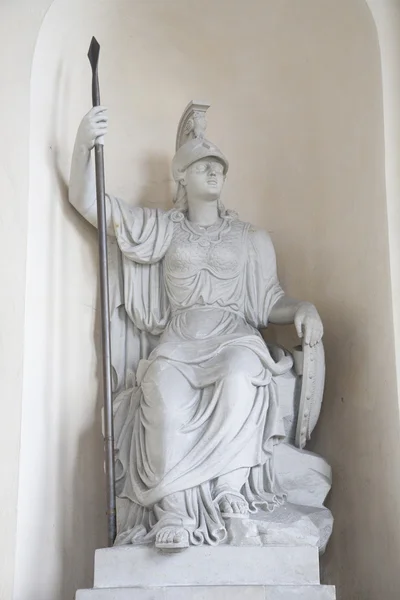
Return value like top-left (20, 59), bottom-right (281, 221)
top-left (183, 158), bottom-right (225, 202)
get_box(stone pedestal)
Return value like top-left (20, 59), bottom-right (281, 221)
top-left (76, 546), bottom-right (336, 599)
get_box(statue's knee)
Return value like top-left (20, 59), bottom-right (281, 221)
top-left (142, 359), bottom-right (171, 389)
top-left (222, 348), bottom-right (262, 380)
top-left (223, 370), bottom-right (249, 387)
top-left (141, 359), bottom-right (191, 415)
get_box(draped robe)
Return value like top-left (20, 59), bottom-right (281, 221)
top-left (108, 197), bottom-right (293, 545)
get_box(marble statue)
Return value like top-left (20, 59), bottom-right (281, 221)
top-left (69, 101), bottom-right (332, 553)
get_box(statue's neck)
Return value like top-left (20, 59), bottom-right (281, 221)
top-left (187, 198), bottom-right (220, 226)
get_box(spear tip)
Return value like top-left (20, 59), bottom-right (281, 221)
top-left (88, 36), bottom-right (100, 71)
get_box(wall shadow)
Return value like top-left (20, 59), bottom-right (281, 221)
top-left (50, 62), bottom-right (172, 594)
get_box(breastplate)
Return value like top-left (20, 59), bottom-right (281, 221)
top-left (165, 217), bottom-right (247, 278)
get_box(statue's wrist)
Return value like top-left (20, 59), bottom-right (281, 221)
top-left (74, 134), bottom-right (92, 155)
top-left (77, 142), bottom-right (91, 155)
top-left (296, 301), bottom-right (315, 315)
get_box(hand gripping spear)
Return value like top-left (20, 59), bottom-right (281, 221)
top-left (88, 37), bottom-right (117, 546)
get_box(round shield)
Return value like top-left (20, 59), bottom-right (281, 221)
top-left (294, 341), bottom-right (325, 449)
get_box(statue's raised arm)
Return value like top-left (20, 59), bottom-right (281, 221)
top-left (69, 107), bottom-right (174, 263)
top-left (69, 107), bottom-right (112, 230)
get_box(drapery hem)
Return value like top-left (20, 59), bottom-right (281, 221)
top-left (114, 471), bottom-right (287, 547)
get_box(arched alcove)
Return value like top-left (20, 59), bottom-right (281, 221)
top-left (11, 2), bottom-right (399, 599)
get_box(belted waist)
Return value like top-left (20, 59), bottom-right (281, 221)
top-left (171, 304), bottom-right (245, 320)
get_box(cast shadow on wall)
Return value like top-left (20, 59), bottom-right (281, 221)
top-left (48, 90), bottom-right (104, 600)
top-left (52, 135), bottom-right (172, 597)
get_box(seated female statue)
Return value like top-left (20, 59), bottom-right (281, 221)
top-left (69, 101), bottom-right (323, 551)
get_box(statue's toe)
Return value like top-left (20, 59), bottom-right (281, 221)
top-left (159, 529), bottom-right (168, 544)
top-left (174, 529), bottom-right (185, 543)
top-left (219, 494), bottom-right (249, 519)
top-left (220, 499), bottom-right (233, 514)
top-left (155, 527), bottom-right (189, 551)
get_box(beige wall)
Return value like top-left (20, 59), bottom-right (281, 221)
top-left (1, 1), bottom-right (398, 599)
top-left (260, 4), bottom-right (400, 599)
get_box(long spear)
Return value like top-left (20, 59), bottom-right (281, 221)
top-left (88, 37), bottom-right (116, 546)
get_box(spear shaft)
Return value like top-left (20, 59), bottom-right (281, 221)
top-left (88, 37), bottom-right (116, 546)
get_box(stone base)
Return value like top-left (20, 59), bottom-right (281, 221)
top-left (76, 585), bottom-right (336, 599)
top-left (76, 546), bottom-right (336, 600)
top-left (93, 546), bottom-right (319, 587)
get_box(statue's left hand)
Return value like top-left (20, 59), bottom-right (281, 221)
top-left (294, 303), bottom-right (323, 347)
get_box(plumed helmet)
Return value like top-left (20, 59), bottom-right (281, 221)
top-left (171, 101), bottom-right (229, 182)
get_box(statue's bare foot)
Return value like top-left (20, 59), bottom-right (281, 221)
top-left (218, 493), bottom-right (249, 519)
top-left (155, 526), bottom-right (189, 552)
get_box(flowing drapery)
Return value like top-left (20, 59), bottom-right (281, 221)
top-left (107, 197), bottom-right (292, 545)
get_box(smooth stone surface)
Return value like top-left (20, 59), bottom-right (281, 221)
top-left (93, 546), bottom-right (320, 588)
top-left (265, 587), bottom-right (336, 599)
top-left (76, 585), bottom-right (336, 600)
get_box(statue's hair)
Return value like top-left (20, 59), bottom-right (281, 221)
top-left (173, 180), bottom-right (237, 220)
top-left (173, 181), bottom-right (188, 211)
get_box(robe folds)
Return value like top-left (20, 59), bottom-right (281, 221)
top-left (107, 197), bottom-right (293, 545)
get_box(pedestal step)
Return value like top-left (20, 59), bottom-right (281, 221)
top-left (76, 585), bottom-right (336, 599)
top-left (94, 546), bottom-right (320, 588)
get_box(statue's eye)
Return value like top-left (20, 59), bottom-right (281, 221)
top-left (195, 164), bottom-right (207, 173)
